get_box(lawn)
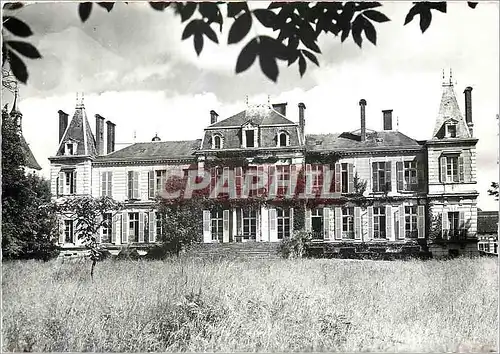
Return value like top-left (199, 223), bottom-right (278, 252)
top-left (2, 256), bottom-right (498, 352)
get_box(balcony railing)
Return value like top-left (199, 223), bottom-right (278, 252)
top-left (342, 231), bottom-right (355, 240)
top-left (311, 231), bottom-right (324, 240)
top-left (440, 229), bottom-right (467, 241)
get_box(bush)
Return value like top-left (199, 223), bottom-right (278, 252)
top-left (279, 230), bottom-right (312, 259)
top-left (116, 247), bottom-right (141, 260)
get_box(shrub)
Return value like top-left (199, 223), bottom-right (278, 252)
top-left (279, 230), bottom-right (312, 259)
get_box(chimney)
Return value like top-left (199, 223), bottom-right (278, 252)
top-left (58, 110), bottom-right (69, 143)
top-left (95, 114), bottom-right (105, 155)
top-left (382, 109), bottom-right (393, 131)
top-left (106, 121), bottom-right (116, 154)
top-left (272, 102), bottom-right (287, 116)
top-left (298, 102), bottom-right (306, 141)
top-left (210, 110), bottom-right (219, 124)
top-left (464, 86), bottom-right (473, 136)
top-left (359, 99), bottom-right (367, 142)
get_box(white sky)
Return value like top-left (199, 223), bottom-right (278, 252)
top-left (2, 2), bottom-right (499, 210)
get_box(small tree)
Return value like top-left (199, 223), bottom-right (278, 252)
top-left (488, 182), bottom-right (498, 201)
top-left (53, 196), bottom-right (123, 278)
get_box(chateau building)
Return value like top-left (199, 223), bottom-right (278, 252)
top-left (48, 75), bottom-right (479, 257)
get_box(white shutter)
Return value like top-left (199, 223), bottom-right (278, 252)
top-left (323, 207), bottom-right (331, 240)
top-left (305, 208), bottom-right (312, 232)
top-left (223, 209), bottom-right (230, 243)
top-left (203, 210), bottom-right (211, 243)
top-left (149, 211), bottom-right (156, 243)
top-left (139, 212), bottom-right (145, 243)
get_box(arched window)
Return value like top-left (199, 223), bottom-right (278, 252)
top-left (212, 134), bottom-right (222, 149)
top-left (277, 131), bottom-right (288, 147)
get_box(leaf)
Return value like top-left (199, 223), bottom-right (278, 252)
top-left (341, 25), bottom-right (350, 43)
top-left (3, 16), bottom-right (33, 37)
top-left (404, 4), bottom-right (420, 25)
top-left (430, 2), bottom-right (446, 13)
top-left (7, 49), bottom-right (28, 84)
top-left (180, 2), bottom-right (197, 22)
top-left (202, 22), bottom-right (218, 44)
top-left (301, 49), bottom-right (318, 66)
top-left (363, 16), bottom-right (377, 45)
top-left (228, 12), bottom-right (252, 44)
top-left (298, 54), bottom-right (306, 77)
top-left (3, 2), bottom-right (23, 10)
top-left (97, 2), bottom-right (115, 12)
top-left (6, 40), bottom-right (42, 59)
top-left (419, 9), bottom-right (432, 33)
top-left (259, 54), bottom-right (278, 82)
top-left (227, 2), bottom-right (248, 18)
top-left (235, 38), bottom-right (258, 73)
top-left (299, 23), bottom-right (321, 53)
top-left (467, 2), bottom-right (478, 9)
top-left (253, 9), bottom-right (276, 28)
top-left (79, 2), bottom-right (93, 22)
top-left (149, 2), bottom-right (170, 11)
top-left (193, 33), bottom-right (203, 56)
top-left (351, 15), bottom-right (363, 48)
top-left (362, 10), bottom-right (390, 23)
top-left (182, 20), bottom-right (198, 40)
top-left (354, 2), bottom-right (382, 11)
top-left (198, 2), bottom-right (219, 23)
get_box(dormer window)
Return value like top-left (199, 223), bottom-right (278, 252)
top-left (277, 131), bottom-right (289, 147)
top-left (242, 123), bottom-right (258, 148)
top-left (212, 134), bottom-right (223, 149)
top-left (446, 123), bottom-right (457, 138)
top-left (65, 142), bottom-right (77, 155)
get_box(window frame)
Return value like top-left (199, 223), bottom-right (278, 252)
top-left (404, 206), bottom-right (418, 238)
top-left (212, 134), bottom-right (223, 149)
top-left (403, 161), bottom-right (418, 191)
top-left (128, 212), bottom-right (139, 242)
top-left (242, 208), bottom-right (257, 238)
top-left (446, 156), bottom-right (459, 183)
top-left (341, 163), bottom-right (349, 194)
top-left (373, 206), bottom-right (386, 239)
top-left (277, 207), bottom-right (291, 240)
top-left (64, 219), bottom-right (74, 243)
top-left (101, 212), bottom-right (113, 243)
top-left (342, 206), bottom-right (354, 239)
top-left (155, 170), bottom-right (167, 195)
top-left (210, 208), bottom-right (224, 242)
top-left (65, 170), bottom-right (76, 195)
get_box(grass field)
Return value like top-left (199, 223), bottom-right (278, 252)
top-left (2, 256), bottom-right (498, 352)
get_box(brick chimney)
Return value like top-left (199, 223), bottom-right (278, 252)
top-left (106, 120), bottom-right (116, 154)
top-left (210, 110), bottom-right (219, 124)
top-left (272, 102), bottom-right (287, 116)
top-left (359, 99), bottom-right (367, 141)
top-left (58, 110), bottom-right (69, 143)
top-left (95, 114), bottom-right (105, 155)
top-left (464, 86), bottom-right (473, 136)
top-left (382, 109), bottom-right (393, 131)
top-left (298, 102), bottom-right (306, 142)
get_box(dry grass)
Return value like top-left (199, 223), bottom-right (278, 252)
top-left (2, 256), bottom-right (498, 352)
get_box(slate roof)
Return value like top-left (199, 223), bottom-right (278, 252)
top-left (56, 106), bottom-right (97, 156)
top-left (306, 130), bottom-right (422, 152)
top-left (96, 140), bottom-right (201, 161)
top-left (432, 81), bottom-right (471, 139)
top-left (20, 135), bottom-right (42, 170)
top-left (477, 211), bottom-right (499, 234)
top-left (209, 104), bottom-right (296, 127)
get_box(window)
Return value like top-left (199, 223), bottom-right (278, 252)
top-left (277, 165), bottom-right (290, 196)
top-left (102, 213), bottom-right (113, 243)
top-left (101, 172), bottom-right (112, 197)
top-left (446, 156), bottom-right (459, 183)
top-left (277, 208), bottom-right (291, 239)
top-left (372, 162), bottom-right (391, 192)
top-left (156, 212), bottom-right (164, 240)
top-left (311, 208), bottom-right (323, 239)
top-left (404, 206), bottom-right (417, 238)
top-left (373, 207), bottom-right (386, 239)
top-left (310, 165), bottom-right (322, 194)
top-left (155, 170), bottom-right (167, 195)
top-left (65, 142), bottom-right (77, 156)
top-left (211, 209), bottom-right (223, 242)
top-left (404, 161), bottom-right (418, 191)
top-left (278, 132), bottom-right (288, 147)
top-left (65, 171), bottom-right (76, 195)
top-left (64, 219), bottom-right (74, 243)
top-left (446, 123), bottom-right (457, 138)
top-left (242, 208), bottom-right (257, 238)
top-left (448, 211), bottom-right (460, 235)
top-left (245, 130), bottom-right (255, 148)
top-left (127, 171), bottom-right (139, 199)
top-left (213, 135), bottom-right (222, 149)
top-left (341, 163), bottom-right (349, 193)
top-left (128, 212), bottom-right (139, 242)
top-left (342, 207), bottom-right (354, 239)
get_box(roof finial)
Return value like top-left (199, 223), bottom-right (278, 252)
top-left (245, 95), bottom-right (249, 106)
top-left (81, 92), bottom-right (85, 107)
top-left (76, 92), bottom-right (79, 107)
top-left (10, 86), bottom-right (20, 115)
top-left (396, 116), bottom-right (399, 131)
top-left (449, 68), bottom-right (453, 85)
top-left (267, 94), bottom-right (270, 105)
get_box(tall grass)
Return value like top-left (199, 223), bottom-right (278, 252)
top-left (2, 257), bottom-right (498, 352)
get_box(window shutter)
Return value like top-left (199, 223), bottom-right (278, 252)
top-left (458, 156), bottom-right (464, 182)
top-left (138, 212), bottom-right (144, 243)
top-left (127, 171), bottom-right (133, 199)
top-left (72, 171), bottom-right (77, 194)
top-left (257, 165), bottom-right (265, 196)
top-left (417, 162), bottom-right (425, 190)
top-left (386, 205), bottom-right (392, 240)
top-left (228, 168), bottom-right (235, 198)
top-left (121, 212), bottom-right (128, 243)
top-left (348, 163), bottom-right (354, 194)
top-left (101, 172), bottom-right (106, 197)
top-left (385, 161), bottom-right (391, 191)
top-left (442, 211), bottom-right (449, 237)
top-left (289, 165), bottom-right (297, 198)
top-left (334, 163), bottom-right (341, 193)
top-left (399, 205), bottom-right (405, 239)
top-left (268, 165), bottom-right (276, 197)
top-left (133, 172), bottom-right (139, 199)
top-left (290, 208), bottom-right (294, 233)
top-left (59, 219), bottom-right (65, 244)
top-left (440, 156), bottom-right (447, 183)
top-left (107, 172), bottom-right (112, 197)
top-left (111, 214), bottom-right (118, 244)
top-left (305, 164), bottom-right (312, 195)
top-left (236, 208), bottom-right (242, 235)
top-left (236, 167), bottom-right (243, 198)
top-left (367, 206), bottom-right (373, 239)
top-left (323, 207), bottom-right (330, 239)
top-left (269, 208), bottom-right (276, 230)
top-left (210, 167), bottom-right (216, 194)
top-left (149, 211), bottom-right (156, 243)
top-left (203, 210), bottom-right (211, 243)
top-left (459, 211), bottom-right (465, 234)
top-left (305, 208), bottom-right (312, 232)
top-left (372, 162), bottom-right (378, 192)
top-left (223, 209), bottom-right (230, 243)
top-left (72, 220), bottom-right (77, 244)
top-left (58, 172), bottom-right (64, 196)
top-left (417, 205), bottom-right (425, 239)
top-left (396, 161), bottom-right (404, 191)
top-left (148, 170), bottom-right (155, 199)
top-left (354, 207), bottom-right (361, 240)
top-left (334, 207), bottom-right (342, 240)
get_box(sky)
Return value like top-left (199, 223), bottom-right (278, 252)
top-left (2, 1), bottom-right (499, 210)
